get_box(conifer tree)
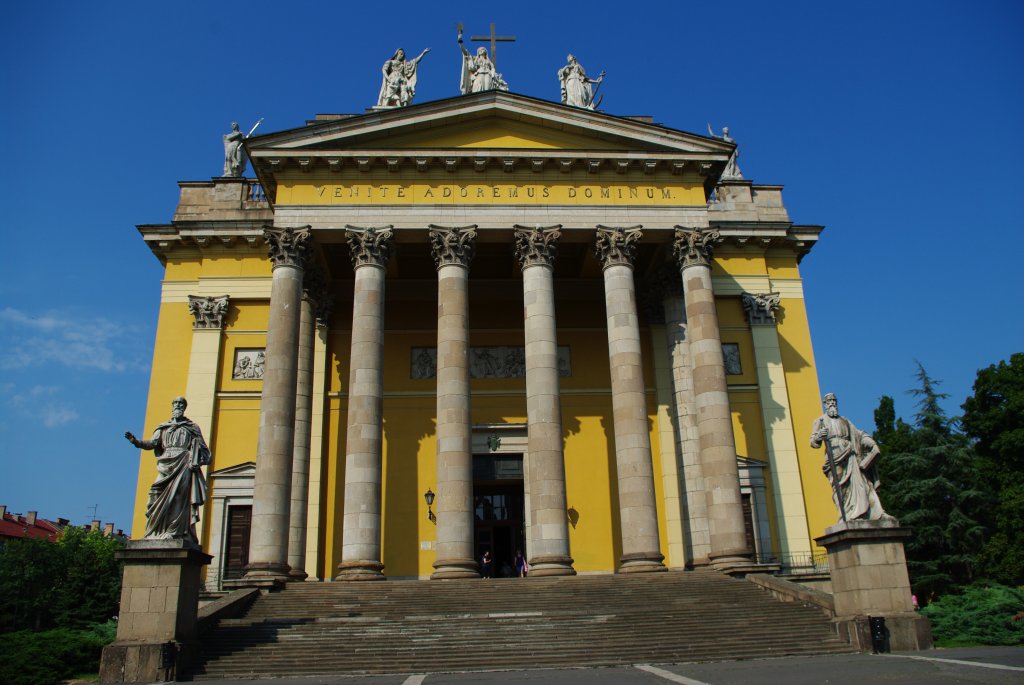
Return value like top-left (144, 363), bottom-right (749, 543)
top-left (874, 363), bottom-right (987, 602)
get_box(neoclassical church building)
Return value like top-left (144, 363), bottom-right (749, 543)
top-left (132, 90), bottom-right (832, 587)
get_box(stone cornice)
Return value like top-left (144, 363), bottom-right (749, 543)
top-left (345, 225), bottom-right (394, 269)
top-left (594, 225), bottom-right (643, 270)
top-left (513, 225), bottom-right (562, 269)
top-left (429, 225), bottom-right (478, 269)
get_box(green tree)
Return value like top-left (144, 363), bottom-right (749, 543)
top-left (962, 352), bottom-right (1024, 585)
top-left (874, 363), bottom-right (987, 602)
top-left (0, 527), bottom-right (124, 633)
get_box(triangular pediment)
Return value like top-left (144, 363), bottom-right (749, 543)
top-left (248, 91), bottom-right (731, 155)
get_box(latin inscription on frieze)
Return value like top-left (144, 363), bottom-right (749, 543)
top-left (411, 346), bottom-right (571, 379)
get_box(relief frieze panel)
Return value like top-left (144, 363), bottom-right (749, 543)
top-left (411, 346), bottom-right (572, 379)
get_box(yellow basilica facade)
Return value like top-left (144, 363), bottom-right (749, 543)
top-left (132, 91), bottom-right (831, 587)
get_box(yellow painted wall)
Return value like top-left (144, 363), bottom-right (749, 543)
top-left (131, 301), bottom-right (194, 537)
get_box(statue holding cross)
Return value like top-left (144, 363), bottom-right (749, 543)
top-left (457, 22), bottom-right (512, 94)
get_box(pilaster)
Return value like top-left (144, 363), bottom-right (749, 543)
top-left (742, 292), bottom-right (812, 565)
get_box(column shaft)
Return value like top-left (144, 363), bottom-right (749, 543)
top-left (595, 226), bottom-right (665, 573)
top-left (514, 225), bottom-right (575, 577)
top-left (674, 228), bottom-right (751, 567)
top-left (287, 295), bottom-right (316, 580)
top-left (246, 227), bottom-right (311, 583)
top-left (337, 225), bottom-right (393, 581)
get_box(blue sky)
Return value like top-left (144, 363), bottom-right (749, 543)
top-left (1, 2), bottom-right (1021, 535)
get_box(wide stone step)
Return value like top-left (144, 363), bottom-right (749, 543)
top-left (191, 571), bottom-right (854, 678)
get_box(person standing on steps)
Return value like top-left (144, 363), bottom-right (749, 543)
top-left (514, 549), bottom-right (528, 577)
top-left (480, 550), bottom-right (493, 578)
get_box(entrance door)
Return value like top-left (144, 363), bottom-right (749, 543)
top-left (223, 505), bottom-right (252, 580)
top-left (473, 454), bottom-right (524, 577)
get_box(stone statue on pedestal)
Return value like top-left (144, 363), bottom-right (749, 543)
top-left (223, 122), bottom-right (247, 177)
top-left (707, 124), bottom-right (743, 179)
top-left (377, 47), bottom-right (431, 108)
top-left (558, 54), bottom-right (603, 109)
top-left (125, 396), bottom-right (211, 543)
top-left (458, 27), bottom-right (508, 94)
top-left (810, 392), bottom-right (896, 524)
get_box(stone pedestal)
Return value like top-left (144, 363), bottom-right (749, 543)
top-left (99, 540), bottom-right (212, 683)
top-left (816, 521), bottom-right (932, 652)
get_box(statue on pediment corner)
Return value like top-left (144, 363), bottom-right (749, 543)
top-left (377, 47), bottom-right (431, 108)
top-left (707, 124), bottom-right (743, 180)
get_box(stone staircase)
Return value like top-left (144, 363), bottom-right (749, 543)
top-left (191, 570), bottom-right (856, 679)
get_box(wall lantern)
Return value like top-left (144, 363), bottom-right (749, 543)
top-left (424, 489), bottom-right (436, 523)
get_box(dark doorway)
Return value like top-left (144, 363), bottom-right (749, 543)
top-left (223, 505), bottom-right (252, 581)
top-left (473, 454), bottom-right (524, 577)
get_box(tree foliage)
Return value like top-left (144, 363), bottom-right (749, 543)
top-left (0, 527), bottom-right (124, 633)
top-left (873, 363), bottom-right (987, 602)
top-left (921, 584), bottom-right (1024, 647)
top-left (962, 352), bottom-right (1024, 586)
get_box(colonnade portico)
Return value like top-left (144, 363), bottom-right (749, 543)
top-left (244, 222), bottom-right (752, 581)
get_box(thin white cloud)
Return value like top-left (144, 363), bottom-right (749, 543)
top-left (0, 307), bottom-right (146, 372)
top-left (41, 404), bottom-right (79, 428)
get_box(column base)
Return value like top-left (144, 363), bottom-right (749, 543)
top-left (431, 558), bottom-right (480, 579)
top-left (527, 555), bottom-right (576, 577)
top-left (287, 568), bottom-right (309, 582)
top-left (235, 562), bottom-right (291, 589)
top-left (335, 560), bottom-right (386, 581)
top-left (617, 552), bottom-right (667, 574)
top-left (708, 547), bottom-right (753, 570)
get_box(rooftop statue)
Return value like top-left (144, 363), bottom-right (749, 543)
top-left (707, 124), bottom-right (743, 179)
top-left (377, 47), bottom-right (431, 108)
top-left (222, 119), bottom-right (262, 177)
top-left (810, 392), bottom-right (897, 525)
top-left (125, 396), bottom-right (211, 543)
top-left (458, 26), bottom-right (508, 94)
top-left (558, 54), bottom-right (604, 109)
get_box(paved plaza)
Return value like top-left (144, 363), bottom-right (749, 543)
top-left (188, 647), bottom-right (1024, 685)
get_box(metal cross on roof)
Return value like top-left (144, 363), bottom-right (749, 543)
top-left (469, 22), bottom-right (516, 69)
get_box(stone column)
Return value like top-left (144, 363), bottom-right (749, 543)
top-left (244, 226), bottom-right (312, 585)
top-left (287, 268), bottom-right (324, 581)
top-left (429, 225), bottom-right (480, 579)
top-left (304, 294), bottom-right (333, 580)
top-left (672, 227), bottom-right (751, 568)
top-left (658, 279), bottom-right (711, 566)
top-left (513, 225), bottom-right (575, 577)
top-left (741, 292), bottom-right (812, 564)
top-left (594, 226), bottom-right (666, 573)
top-left (336, 225), bottom-right (394, 581)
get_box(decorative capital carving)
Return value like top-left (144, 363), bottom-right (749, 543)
top-left (345, 225), bottom-right (394, 269)
top-left (594, 225), bottom-right (643, 270)
top-left (428, 225), bottom-right (478, 269)
top-left (263, 225), bottom-right (313, 269)
top-left (187, 295), bottom-right (229, 330)
top-left (672, 226), bottom-right (721, 271)
top-left (741, 292), bottom-right (782, 325)
top-left (513, 225), bottom-right (562, 269)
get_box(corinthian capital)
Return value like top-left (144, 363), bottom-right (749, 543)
top-left (513, 224), bottom-right (562, 269)
top-left (315, 292), bottom-right (335, 330)
top-left (594, 225), bottom-right (643, 269)
top-left (741, 291), bottom-right (782, 325)
top-left (187, 295), bottom-right (230, 330)
top-left (302, 263), bottom-right (327, 302)
top-left (264, 225), bottom-right (313, 269)
top-left (672, 226), bottom-right (721, 271)
top-left (429, 225), bottom-right (478, 269)
top-left (345, 225), bottom-right (394, 269)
